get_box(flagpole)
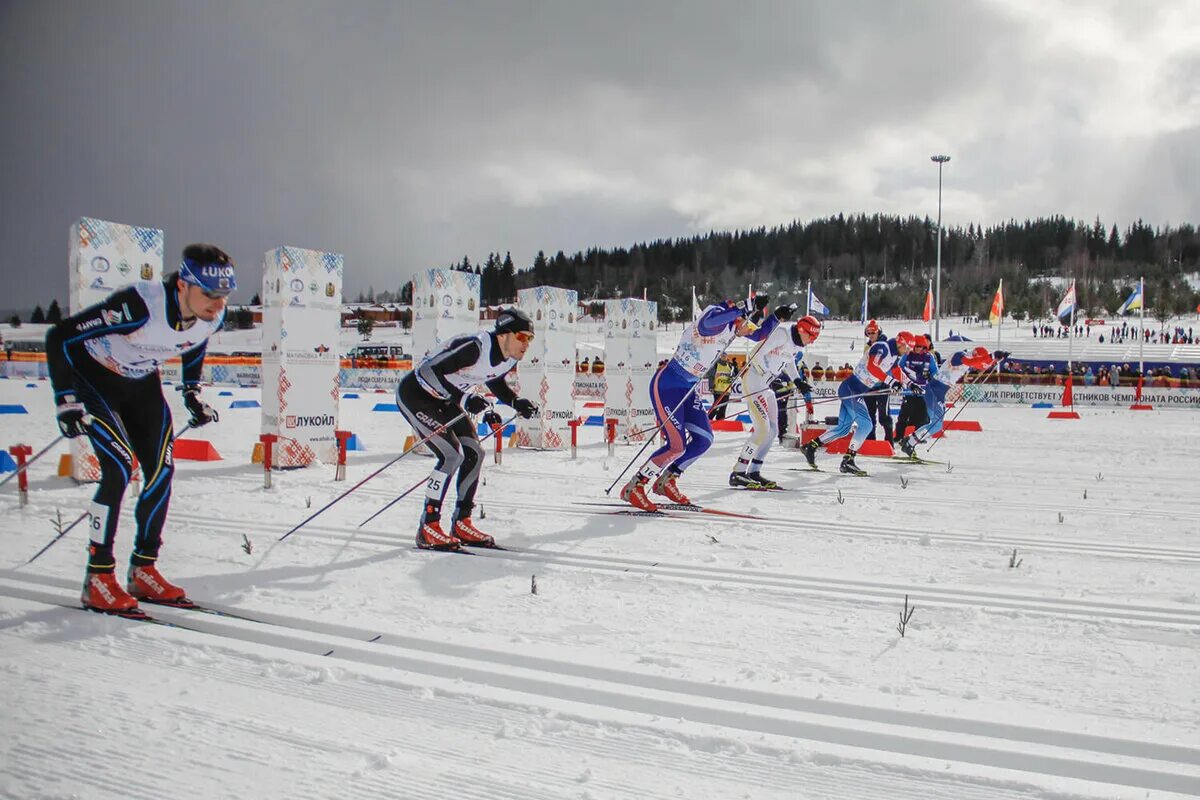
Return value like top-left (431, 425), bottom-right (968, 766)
top-left (806, 279), bottom-right (811, 315)
top-left (1138, 275), bottom-right (1145, 377)
top-left (996, 278), bottom-right (1003, 351)
top-left (1067, 278), bottom-right (1075, 376)
top-left (927, 279), bottom-right (933, 342)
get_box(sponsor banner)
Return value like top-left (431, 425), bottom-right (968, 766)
top-left (603, 298), bottom-right (657, 439)
top-left (412, 268), bottom-right (481, 362)
top-left (261, 246), bottom-right (344, 463)
top-left (516, 286), bottom-right (578, 448)
top-left (68, 217), bottom-right (163, 481)
top-left (573, 373), bottom-right (605, 399)
top-left (959, 383), bottom-right (1200, 408)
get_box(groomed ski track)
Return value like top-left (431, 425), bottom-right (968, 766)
top-left (2, 578), bottom-right (1198, 799)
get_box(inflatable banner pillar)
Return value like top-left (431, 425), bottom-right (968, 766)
top-left (67, 218), bottom-right (163, 482)
top-left (515, 286), bottom-right (578, 449)
top-left (260, 247), bottom-right (344, 466)
top-left (412, 268), bottom-right (482, 362)
top-left (603, 298), bottom-right (658, 441)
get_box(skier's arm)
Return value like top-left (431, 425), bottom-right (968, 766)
top-left (695, 304), bottom-right (744, 337)
top-left (45, 287), bottom-right (150, 404)
top-left (484, 374), bottom-right (519, 407)
top-left (414, 338), bottom-right (482, 403)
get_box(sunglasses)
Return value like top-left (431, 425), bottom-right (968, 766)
top-left (513, 331), bottom-right (535, 343)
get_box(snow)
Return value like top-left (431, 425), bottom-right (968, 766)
top-left (2, 332), bottom-right (1199, 799)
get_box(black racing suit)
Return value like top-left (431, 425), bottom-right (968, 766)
top-left (395, 332), bottom-right (518, 525)
top-left (45, 281), bottom-right (214, 573)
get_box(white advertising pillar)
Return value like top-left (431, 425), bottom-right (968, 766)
top-left (67, 218), bottom-right (164, 481)
top-left (412, 268), bottom-right (482, 361)
top-left (515, 286), bottom-right (578, 448)
top-left (260, 247), bottom-right (344, 467)
top-left (603, 298), bottom-right (658, 441)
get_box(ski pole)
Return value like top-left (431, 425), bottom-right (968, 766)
top-left (605, 333), bottom-right (770, 496)
top-left (783, 386), bottom-right (889, 412)
top-left (25, 510), bottom-right (90, 565)
top-left (357, 412), bottom-right (517, 528)
top-left (0, 435), bottom-right (65, 490)
top-left (278, 411), bottom-right (468, 541)
top-left (924, 361), bottom-right (1001, 454)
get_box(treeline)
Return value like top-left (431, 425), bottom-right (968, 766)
top-left (428, 214), bottom-right (1198, 323)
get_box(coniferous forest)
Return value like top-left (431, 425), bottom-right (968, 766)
top-left (428, 215), bottom-right (1199, 324)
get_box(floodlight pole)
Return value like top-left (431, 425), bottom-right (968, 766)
top-left (931, 154), bottom-right (951, 342)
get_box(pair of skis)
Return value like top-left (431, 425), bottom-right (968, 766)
top-left (576, 501), bottom-right (766, 521)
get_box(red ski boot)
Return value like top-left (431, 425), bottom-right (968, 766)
top-left (416, 520), bottom-right (461, 551)
top-left (620, 477), bottom-right (658, 512)
top-left (651, 472), bottom-right (691, 505)
top-left (81, 572), bottom-right (143, 617)
top-left (453, 518), bottom-right (497, 548)
top-left (127, 564), bottom-right (192, 606)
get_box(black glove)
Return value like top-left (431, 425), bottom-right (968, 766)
top-left (889, 381), bottom-right (904, 395)
top-left (55, 395), bottom-right (91, 438)
top-left (463, 393), bottom-right (489, 414)
top-left (794, 377), bottom-right (812, 395)
top-left (482, 409), bottom-right (503, 428)
top-left (512, 397), bottom-right (538, 419)
top-left (183, 386), bottom-right (219, 428)
top-left (753, 294), bottom-right (771, 312)
top-left (993, 350), bottom-right (1010, 360)
top-left (773, 303), bottom-right (797, 322)
top-left (908, 384), bottom-right (925, 396)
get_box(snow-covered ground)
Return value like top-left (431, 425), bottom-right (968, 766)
top-left (1, 361), bottom-right (1198, 798)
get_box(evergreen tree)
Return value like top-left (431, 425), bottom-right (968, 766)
top-left (30, 305), bottom-right (45, 324)
top-left (46, 299), bottom-right (62, 324)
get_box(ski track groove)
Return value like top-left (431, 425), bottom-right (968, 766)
top-left (108, 512), bottom-right (1200, 630)
top-left (0, 621), bottom-right (1061, 800)
top-left (3, 581), bottom-right (1199, 797)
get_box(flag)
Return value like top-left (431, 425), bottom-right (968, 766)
top-left (1055, 283), bottom-right (1076, 320)
top-left (860, 282), bottom-right (869, 325)
top-left (1117, 284), bottom-right (1143, 315)
top-left (921, 285), bottom-right (933, 323)
top-left (691, 286), bottom-right (701, 321)
top-left (988, 280), bottom-right (1004, 326)
top-left (807, 288), bottom-right (830, 317)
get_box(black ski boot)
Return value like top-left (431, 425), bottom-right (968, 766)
top-left (745, 472), bottom-right (779, 489)
top-left (729, 472), bottom-right (763, 488)
top-left (800, 439), bottom-right (820, 468)
top-left (840, 450), bottom-right (867, 476)
top-left (899, 437), bottom-right (917, 459)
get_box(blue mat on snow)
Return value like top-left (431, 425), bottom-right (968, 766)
top-left (0, 405), bottom-right (28, 415)
top-left (0, 451), bottom-right (17, 473)
top-left (373, 403), bottom-right (400, 412)
top-left (229, 399), bottom-right (260, 408)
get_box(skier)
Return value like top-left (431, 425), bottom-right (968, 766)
top-left (619, 295), bottom-right (768, 511)
top-left (861, 320), bottom-right (894, 441)
top-left (893, 333), bottom-right (933, 442)
top-left (45, 244), bottom-right (234, 615)
top-left (396, 307), bottom-right (539, 550)
top-left (729, 311), bottom-right (822, 488)
top-left (801, 329), bottom-right (918, 475)
top-left (897, 346), bottom-right (995, 458)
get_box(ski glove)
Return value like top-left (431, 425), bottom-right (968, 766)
top-left (908, 384), bottom-right (925, 396)
top-left (182, 387), bottom-right (219, 428)
top-left (512, 397), bottom-right (538, 419)
top-left (773, 303), bottom-right (798, 322)
top-left (56, 395), bottom-right (92, 438)
top-left (992, 350), bottom-right (1010, 360)
top-left (735, 294), bottom-right (770, 317)
top-left (464, 394), bottom-right (490, 414)
top-left (482, 409), bottom-right (503, 428)
top-left (793, 377), bottom-right (812, 395)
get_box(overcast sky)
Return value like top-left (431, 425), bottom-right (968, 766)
top-left (2, 0), bottom-right (1198, 309)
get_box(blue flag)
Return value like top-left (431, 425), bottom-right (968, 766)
top-left (807, 288), bottom-right (830, 317)
top-left (860, 282), bottom-right (869, 325)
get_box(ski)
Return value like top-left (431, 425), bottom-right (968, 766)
top-left (892, 455), bottom-right (942, 465)
top-left (412, 546), bottom-right (476, 555)
top-left (728, 484), bottom-right (787, 492)
top-left (576, 501), bottom-right (765, 521)
top-left (143, 599), bottom-right (274, 625)
top-left (789, 466), bottom-right (823, 473)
